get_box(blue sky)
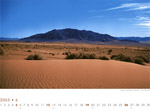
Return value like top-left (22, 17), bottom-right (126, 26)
top-left (1, 0), bottom-right (150, 38)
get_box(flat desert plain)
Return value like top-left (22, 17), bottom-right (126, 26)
top-left (0, 42), bottom-right (150, 88)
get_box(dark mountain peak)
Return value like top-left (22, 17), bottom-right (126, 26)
top-left (20, 28), bottom-right (117, 42)
top-left (48, 28), bottom-right (79, 33)
top-left (63, 28), bottom-right (78, 31)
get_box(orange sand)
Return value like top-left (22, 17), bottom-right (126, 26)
top-left (0, 60), bottom-right (150, 88)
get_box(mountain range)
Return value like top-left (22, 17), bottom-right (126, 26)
top-left (0, 37), bottom-right (19, 41)
top-left (1, 28), bottom-right (149, 46)
top-left (20, 28), bottom-right (116, 42)
top-left (117, 37), bottom-right (150, 43)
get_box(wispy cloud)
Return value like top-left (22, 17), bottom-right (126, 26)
top-left (135, 16), bottom-right (150, 28)
top-left (136, 22), bottom-right (150, 27)
top-left (132, 5), bottom-right (150, 10)
top-left (118, 16), bottom-right (150, 22)
top-left (136, 16), bottom-right (150, 21)
top-left (107, 3), bottom-right (138, 10)
top-left (107, 2), bottom-right (150, 11)
top-left (118, 16), bottom-right (150, 29)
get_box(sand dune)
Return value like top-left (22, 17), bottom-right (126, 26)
top-left (0, 60), bottom-right (150, 88)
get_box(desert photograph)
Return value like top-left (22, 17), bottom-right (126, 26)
top-left (0, 0), bottom-right (150, 89)
top-left (0, 37), bottom-right (150, 88)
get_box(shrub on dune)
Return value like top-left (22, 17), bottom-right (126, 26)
top-left (65, 53), bottom-right (78, 59)
top-left (99, 56), bottom-right (109, 60)
top-left (110, 53), bottom-right (147, 65)
top-left (110, 55), bottom-right (118, 60)
top-left (63, 52), bottom-right (71, 55)
top-left (88, 54), bottom-right (96, 59)
top-left (134, 58), bottom-right (144, 65)
top-left (125, 57), bottom-right (133, 62)
top-left (65, 53), bottom-right (97, 59)
top-left (26, 54), bottom-right (43, 60)
top-left (0, 47), bottom-right (5, 55)
top-left (108, 49), bottom-right (112, 55)
top-left (27, 50), bottom-right (32, 52)
top-left (111, 54), bottom-right (132, 62)
top-left (136, 56), bottom-right (149, 63)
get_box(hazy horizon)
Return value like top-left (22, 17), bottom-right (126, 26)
top-left (0, 28), bottom-right (150, 39)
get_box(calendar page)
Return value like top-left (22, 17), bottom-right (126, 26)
top-left (0, 0), bottom-right (150, 111)
top-left (0, 89), bottom-right (150, 111)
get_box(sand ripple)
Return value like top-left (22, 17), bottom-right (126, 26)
top-left (0, 60), bottom-right (150, 88)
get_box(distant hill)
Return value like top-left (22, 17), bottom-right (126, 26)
top-left (0, 37), bottom-right (19, 41)
top-left (117, 37), bottom-right (150, 43)
top-left (20, 28), bottom-right (116, 42)
top-left (2, 28), bottom-right (149, 46)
